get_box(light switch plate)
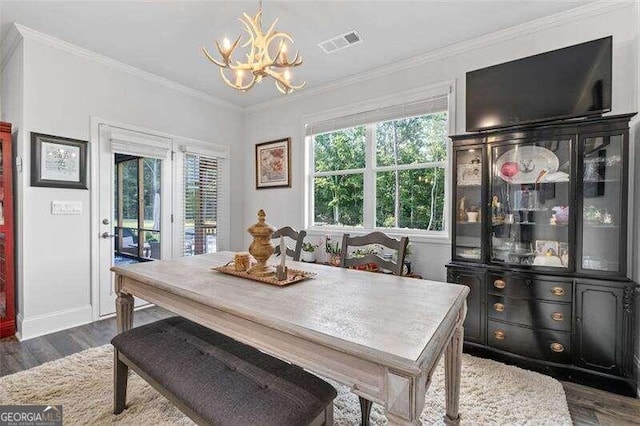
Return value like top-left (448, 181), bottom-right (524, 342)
top-left (51, 201), bottom-right (83, 215)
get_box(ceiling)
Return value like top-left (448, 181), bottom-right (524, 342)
top-left (1, 1), bottom-right (591, 107)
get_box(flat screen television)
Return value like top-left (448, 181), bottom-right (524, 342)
top-left (466, 36), bottom-right (612, 132)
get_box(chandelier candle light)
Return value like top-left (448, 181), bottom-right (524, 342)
top-left (202, 1), bottom-right (305, 94)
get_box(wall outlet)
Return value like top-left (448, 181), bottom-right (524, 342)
top-left (51, 201), bottom-right (82, 215)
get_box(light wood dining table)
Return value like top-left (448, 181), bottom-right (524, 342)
top-left (112, 251), bottom-right (469, 425)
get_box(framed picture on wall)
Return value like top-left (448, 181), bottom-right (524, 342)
top-left (255, 138), bottom-right (291, 189)
top-left (31, 132), bottom-right (88, 189)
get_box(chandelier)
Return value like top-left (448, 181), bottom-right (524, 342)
top-left (202, 1), bottom-right (305, 94)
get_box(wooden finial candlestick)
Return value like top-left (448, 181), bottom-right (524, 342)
top-left (247, 209), bottom-right (276, 277)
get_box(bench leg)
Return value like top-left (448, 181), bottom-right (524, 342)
top-left (114, 350), bottom-right (129, 415)
top-left (324, 403), bottom-right (334, 426)
top-left (359, 396), bottom-right (372, 426)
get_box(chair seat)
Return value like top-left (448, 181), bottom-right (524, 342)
top-left (112, 317), bottom-right (336, 426)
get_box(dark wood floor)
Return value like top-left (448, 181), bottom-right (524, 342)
top-left (1, 306), bottom-right (638, 425)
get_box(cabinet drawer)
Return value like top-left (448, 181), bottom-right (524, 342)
top-left (488, 274), bottom-right (572, 302)
top-left (488, 320), bottom-right (571, 364)
top-left (488, 295), bottom-right (571, 332)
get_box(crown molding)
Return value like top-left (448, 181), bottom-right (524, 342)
top-left (6, 23), bottom-right (243, 112)
top-left (244, 0), bottom-right (633, 114)
top-left (1, 24), bottom-right (23, 71)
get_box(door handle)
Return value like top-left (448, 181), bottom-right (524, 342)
top-left (101, 232), bottom-right (116, 239)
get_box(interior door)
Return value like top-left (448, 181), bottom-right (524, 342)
top-left (97, 124), bottom-right (173, 316)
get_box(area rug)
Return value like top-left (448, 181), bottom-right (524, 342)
top-left (0, 345), bottom-right (571, 425)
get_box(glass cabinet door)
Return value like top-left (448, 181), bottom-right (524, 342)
top-left (579, 134), bottom-right (624, 274)
top-left (490, 139), bottom-right (571, 269)
top-left (454, 147), bottom-right (483, 261)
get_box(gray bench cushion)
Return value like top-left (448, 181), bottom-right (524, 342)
top-left (111, 317), bottom-right (337, 426)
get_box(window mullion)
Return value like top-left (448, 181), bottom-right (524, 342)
top-left (363, 124), bottom-right (375, 228)
top-left (307, 136), bottom-right (315, 228)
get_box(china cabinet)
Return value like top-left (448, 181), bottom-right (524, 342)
top-left (0, 122), bottom-right (15, 338)
top-left (447, 113), bottom-right (638, 396)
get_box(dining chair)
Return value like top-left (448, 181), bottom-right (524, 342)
top-left (339, 231), bottom-right (409, 425)
top-left (272, 226), bottom-right (307, 261)
top-left (339, 231), bottom-right (409, 276)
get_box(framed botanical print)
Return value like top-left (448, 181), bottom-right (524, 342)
top-left (31, 133), bottom-right (88, 189)
top-left (255, 138), bottom-right (291, 189)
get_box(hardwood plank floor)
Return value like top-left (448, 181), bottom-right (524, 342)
top-left (0, 306), bottom-right (638, 425)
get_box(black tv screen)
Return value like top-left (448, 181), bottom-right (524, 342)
top-left (466, 36), bottom-right (612, 132)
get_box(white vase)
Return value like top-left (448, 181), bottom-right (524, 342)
top-left (301, 251), bottom-right (316, 263)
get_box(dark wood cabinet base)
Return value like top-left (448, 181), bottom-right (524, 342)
top-left (463, 343), bottom-right (637, 397)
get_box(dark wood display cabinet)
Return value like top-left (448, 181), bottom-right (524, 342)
top-left (446, 113), bottom-right (638, 396)
top-left (0, 122), bottom-right (15, 338)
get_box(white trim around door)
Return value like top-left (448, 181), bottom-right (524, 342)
top-left (89, 117), bottom-right (231, 320)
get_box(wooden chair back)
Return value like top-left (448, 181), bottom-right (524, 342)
top-left (272, 226), bottom-right (307, 261)
top-left (340, 231), bottom-right (409, 276)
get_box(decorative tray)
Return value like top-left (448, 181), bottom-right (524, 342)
top-left (212, 264), bottom-right (317, 286)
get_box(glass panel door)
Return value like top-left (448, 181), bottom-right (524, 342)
top-left (454, 147), bottom-right (483, 260)
top-left (580, 134), bottom-right (623, 273)
top-left (490, 139), bottom-right (571, 269)
top-left (114, 155), bottom-right (162, 264)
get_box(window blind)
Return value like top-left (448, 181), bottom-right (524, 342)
top-left (305, 94), bottom-right (448, 136)
top-left (183, 153), bottom-right (218, 257)
top-left (109, 126), bottom-right (171, 159)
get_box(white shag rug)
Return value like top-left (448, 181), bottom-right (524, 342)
top-left (0, 345), bottom-right (572, 425)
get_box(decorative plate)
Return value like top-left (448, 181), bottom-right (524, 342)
top-left (496, 146), bottom-right (560, 184)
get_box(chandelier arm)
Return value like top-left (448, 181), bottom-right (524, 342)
top-left (202, 47), bottom-right (228, 68)
top-left (264, 68), bottom-right (306, 90)
top-left (219, 68), bottom-right (258, 91)
top-left (265, 31), bottom-right (293, 46)
top-left (271, 51), bottom-right (303, 68)
top-left (263, 19), bottom-right (280, 42)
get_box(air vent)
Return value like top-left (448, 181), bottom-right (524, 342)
top-left (318, 30), bottom-right (363, 54)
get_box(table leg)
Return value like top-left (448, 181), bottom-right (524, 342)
top-left (115, 275), bottom-right (134, 334)
top-left (444, 303), bottom-right (466, 425)
top-left (359, 396), bottom-right (372, 426)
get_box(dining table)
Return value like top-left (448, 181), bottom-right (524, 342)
top-left (111, 251), bottom-right (469, 425)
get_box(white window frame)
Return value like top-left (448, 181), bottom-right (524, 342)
top-left (303, 81), bottom-right (455, 244)
top-left (172, 139), bottom-right (231, 259)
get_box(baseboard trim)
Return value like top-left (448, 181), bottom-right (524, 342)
top-left (18, 305), bottom-right (93, 341)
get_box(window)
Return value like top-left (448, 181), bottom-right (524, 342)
top-left (183, 153), bottom-right (218, 256)
top-left (308, 97), bottom-right (449, 235)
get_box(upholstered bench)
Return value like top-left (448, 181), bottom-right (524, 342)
top-left (111, 317), bottom-right (337, 425)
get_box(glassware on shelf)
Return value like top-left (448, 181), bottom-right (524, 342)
top-left (580, 134), bottom-right (623, 273)
top-left (454, 148), bottom-right (483, 261)
top-left (490, 139), bottom-right (570, 268)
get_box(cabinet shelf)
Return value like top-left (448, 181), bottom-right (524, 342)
top-left (493, 223), bottom-right (568, 227)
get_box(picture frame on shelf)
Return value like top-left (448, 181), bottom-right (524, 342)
top-left (535, 239), bottom-right (560, 257)
top-left (31, 132), bottom-right (88, 189)
top-left (255, 138), bottom-right (291, 189)
top-left (457, 163), bottom-right (481, 186)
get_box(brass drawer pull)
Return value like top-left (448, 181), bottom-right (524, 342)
top-left (493, 303), bottom-right (505, 312)
top-left (494, 330), bottom-right (505, 340)
top-left (551, 312), bottom-right (564, 321)
top-left (550, 342), bottom-right (565, 353)
top-left (550, 286), bottom-right (566, 296)
top-left (494, 279), bottom-right (506, 289)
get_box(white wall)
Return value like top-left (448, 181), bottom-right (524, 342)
top-left (3, 32), bottom-right (244, 339)
top-left (243, 4), bottom-right (639, 282)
